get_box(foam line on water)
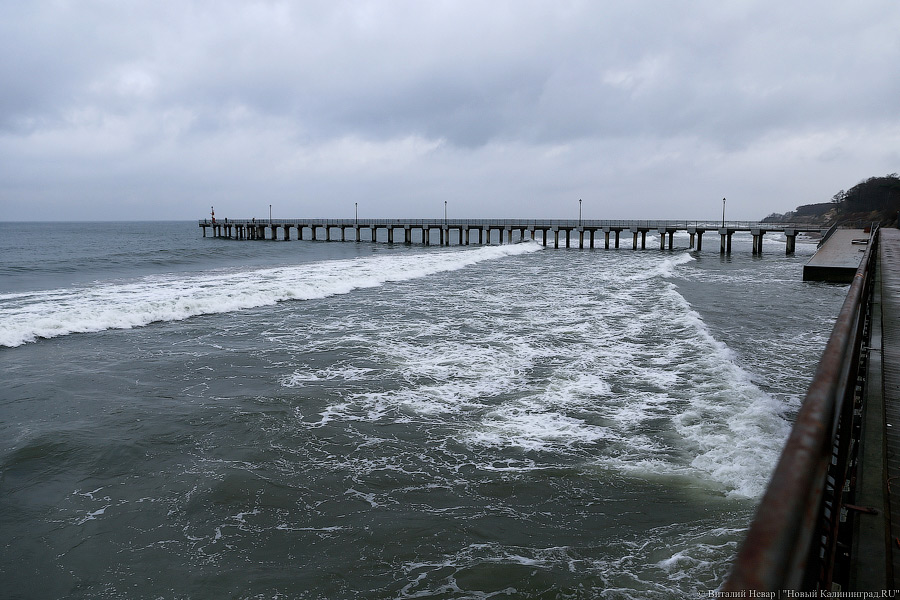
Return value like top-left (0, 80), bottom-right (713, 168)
top-left (0, 243), bottom-right (542, 347)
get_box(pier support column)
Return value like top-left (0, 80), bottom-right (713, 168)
top-left (310, 226), bottom-right (317, 241)
top-left (578, 228), bottom-right (584, 249)
top-left (659, 230), bottom-right (666, 250)
top-left (689, 233), bottom-right (695, 248)
top-left (632, 230), bottom-right (638, 250)
top-left (284, 225), bottom-right (291, 241)
top-left (404, 227), bottom-right (411, 244)
top-left (565, 230), bottom-right (571, 248)
top-left (641, 231), bottom-right (647, 249)
top-left (604, 230), bottom-right (610, 249)
top-left (614, 230), bottom-right (620, 248)
top-left (507, 228), bottom-right (513, 244)
top-left (719, 228), bottom-right (732, 254)
top-left (554, 229), bottom-right (559, 249)
top-left (387, 227), bottom-right (393, 244)
top-left (668, 231), bottom-right (674, 250)
top-left (326, 227), bottom-right (332, 242)
top-left (696, 232), bottom-right (703, 251)
top-left (785, 229), bottom-right (796, 254)
top-left (354, 225), bottom-right (360, 242)
top-left (751, 230), bottom-right (764, 255)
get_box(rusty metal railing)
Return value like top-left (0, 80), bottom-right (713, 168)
top-left (724, 227), bottom-right (879, 591)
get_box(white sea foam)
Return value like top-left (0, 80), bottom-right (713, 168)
top-left (0, 242), bottom-right (542, 347)
top-left (457, 251), bottom-right (786, 497)
top-left (280, 247), bottom-right (784, 498)
top-left (587, 284), bottom-right (792, 498)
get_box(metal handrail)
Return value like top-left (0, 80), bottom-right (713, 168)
top-left (724, 226), bottom-right (879, 591)
top-left (818, 223), bottom-right (840, 248)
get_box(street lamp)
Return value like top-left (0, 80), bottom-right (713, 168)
top-left (722, 198), bottom-right (726, 227)
top-left (269, 204), bottom-right (272, 224)
top-left (355, 202), bottom-right (358, 224)
top-left (444, 200), bottom-right (447, 224)
top-left (579, 198), bottom-right (582, 226)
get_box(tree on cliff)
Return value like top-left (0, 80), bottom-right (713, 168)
top-left (764, 173), bottom-right (900, 225)
top-left (835, 173), bottom-right (900, 220)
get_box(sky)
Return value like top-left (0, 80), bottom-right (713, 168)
top-left (1, 1), bottom-right (899, 222)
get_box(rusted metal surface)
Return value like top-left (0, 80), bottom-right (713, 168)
top-left (724, 228), bottom-right (879, 592)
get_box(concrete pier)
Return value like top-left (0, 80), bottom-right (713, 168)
top-left (803, 228), bottom-right (869, 282)
top-left (199, 218), bottom-right (826, 255)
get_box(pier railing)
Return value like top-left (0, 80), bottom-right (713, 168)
top-left (724, 227), bottom-right (879, 591)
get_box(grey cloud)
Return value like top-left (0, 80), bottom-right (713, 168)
top-left (1, 0), bottom-right (899, 220)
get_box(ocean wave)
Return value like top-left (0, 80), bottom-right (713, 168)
top-left (290, 247), bottom-right (785, 498)
top-left (0, 243), bottom-right (542, 348)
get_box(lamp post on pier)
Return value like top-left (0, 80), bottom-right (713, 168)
top-left (355, 202), bottom-right (358, 224)
top-left (722, 198), bottom-right (726, 227)
top-left (269, 204), bottom-right (272, 224)
top-left (579, 198), bottom-right (582, 226)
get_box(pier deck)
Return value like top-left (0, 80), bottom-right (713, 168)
top-left (803, 228), bottom-right (869, 282)
top-left (853, 228), bottom-right (900, 588)
top-left (881, 229), bottom-right (900, 586)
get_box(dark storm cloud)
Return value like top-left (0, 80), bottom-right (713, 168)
top-left (1, 1), bottom-right (898, 220)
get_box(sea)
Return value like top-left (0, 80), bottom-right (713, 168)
top-left (0, 221), bottom-right (848, 600)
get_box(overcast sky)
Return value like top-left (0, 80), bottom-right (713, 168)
top-left (2, 1), bottom-right (898, 221)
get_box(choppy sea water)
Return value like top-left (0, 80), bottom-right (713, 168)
top-left (0, 222), bottom-right (847, 599)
